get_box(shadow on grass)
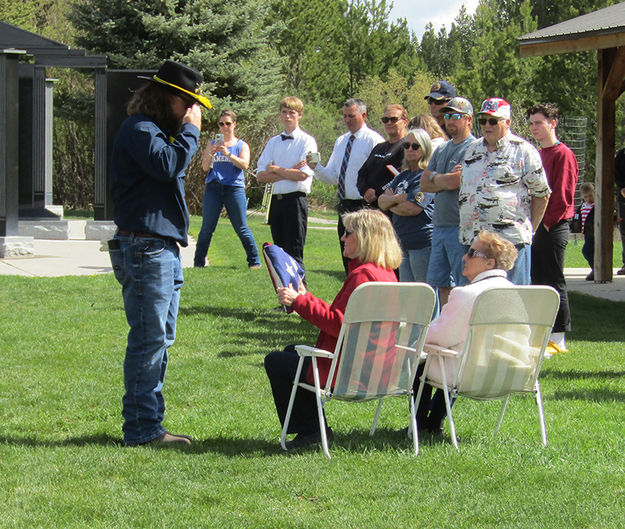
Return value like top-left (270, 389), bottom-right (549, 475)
top-left (0, 430), bottom-right (447, 456)
top-left (0, 433), bottom-right (122, 447)
top-left (542, 368), bottom-right (625, 380)
top-left (550, 388), bottom-right (625, 403)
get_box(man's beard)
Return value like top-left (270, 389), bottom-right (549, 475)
top-left (160, 113), bottom-right (183, 139)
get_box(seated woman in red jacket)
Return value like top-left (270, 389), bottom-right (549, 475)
top-left (264, 209), bottom-right (403, 450)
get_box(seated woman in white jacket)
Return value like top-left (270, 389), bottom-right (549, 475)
top-left (414, 230), bottom-right (518, 436)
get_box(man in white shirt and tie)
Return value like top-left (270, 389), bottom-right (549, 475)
top-left (307, 99), bottom-right (384, 272)
top-left (257, 96), bottom-right (317, 277)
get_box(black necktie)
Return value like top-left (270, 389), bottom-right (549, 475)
top-left (281, 134), bottom-right (293, 141)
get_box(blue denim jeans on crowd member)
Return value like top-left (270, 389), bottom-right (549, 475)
top-left (399, 246), bottom-right (431, 283)
top-left (505, 243), bottom-right (531, 285)
top-left (194, 182), bottom-right (260, 267)
top-left (109, 234), bottom-right (183, 446)
top-left (426, 226), bottom-right (468, 288)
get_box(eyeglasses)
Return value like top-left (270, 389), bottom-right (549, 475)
top-left (444, 113), bottom-right (464, 121)
top-left (218, 121), bottom-right (234, 127)
top-left (381, 116), bottom-right (401, 124)
top-left (344, 230), bottom-right (354, 236)
top-left (403, 142), bottom-right (421, 150)
top-left (478, 117), bottom-right (502, 126)
top-left (427, 97), bottom-right (448, 105)
top-left (467, 247), bottom-right (488, 259)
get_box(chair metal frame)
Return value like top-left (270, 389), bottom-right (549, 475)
top-left (281, 282), bottom-right (436, 458)
top-left (415, 285), bottom-right (559, 450)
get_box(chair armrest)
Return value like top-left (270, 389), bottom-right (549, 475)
top-left (423, 343), bottom-right (459, 358)
top-left (395, 344), bottom-right (427, 361)
top-left (294, 345), bottom-right (335, 358)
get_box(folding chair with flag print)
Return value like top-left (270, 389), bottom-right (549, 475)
top-left (281, 282), bottom-right (436, 458)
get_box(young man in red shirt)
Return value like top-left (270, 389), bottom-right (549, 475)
top-left (528, 103), bottom-right (579, 354)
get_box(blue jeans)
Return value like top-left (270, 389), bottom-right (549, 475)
top-left (109, 235), bottom-right (183, 446)
top-left (399, 246), bottom-right (431, 282)
top-left (507, 243), bottom-right (531, 285)
top-left (426, 226), bottom-right (468, 288)
top-left (194, 182), bottom-right (260, 267)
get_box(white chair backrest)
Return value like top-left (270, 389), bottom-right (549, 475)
top-left (455, 286), bottom-right (559, 398)
top-left (328, 282), bottom-right (436, 401)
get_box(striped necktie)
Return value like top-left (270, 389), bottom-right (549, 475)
top-left (338, 134), bottom-right (355, 200)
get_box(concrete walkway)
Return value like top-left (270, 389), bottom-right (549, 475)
top-left (2, 220), bottom-right (624, 302)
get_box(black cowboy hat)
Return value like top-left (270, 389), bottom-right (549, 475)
top-left (138, 60), bottom-right (212, 109)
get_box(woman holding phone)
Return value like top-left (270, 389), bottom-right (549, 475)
top-left (194, 109), bottom-right (261, 269)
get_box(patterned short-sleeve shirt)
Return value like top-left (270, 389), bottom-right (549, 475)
top-left (458, 132), bottom-right (550, 245)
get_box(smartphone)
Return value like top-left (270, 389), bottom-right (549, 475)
top-left (215, 133), bottom-right (224, 145)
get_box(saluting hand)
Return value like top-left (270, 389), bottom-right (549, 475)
top-left (183, 103), bottom-right (202, 131)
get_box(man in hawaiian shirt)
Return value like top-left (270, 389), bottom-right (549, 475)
top-left (458, 98), bottom-right (551, 285)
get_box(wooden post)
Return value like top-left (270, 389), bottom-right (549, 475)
top-left (595, 48), bottom-right (619, 283)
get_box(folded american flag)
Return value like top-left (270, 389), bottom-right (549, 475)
top-left (262, 242), bottom-right (306, 293)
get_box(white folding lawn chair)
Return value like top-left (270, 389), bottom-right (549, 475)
top-left (415, 286), bottom-right (559, 450)
top-left (281, 282), bottom-right (436, 458)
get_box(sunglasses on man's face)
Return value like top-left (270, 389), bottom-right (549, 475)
top-left (427, 97), bottom-right (448, 105)
top-left (403, 142), bottom-right (421, 150)
top-left (478, 117), bottom-right (502, 126)
top-left (381, 116), bottom-right (402, 124)
top-left (218, 121), bottom-right (234, 127)
top-left (444, 113), bottom-right (464, 121)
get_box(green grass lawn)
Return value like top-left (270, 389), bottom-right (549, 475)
top-left (1, 215), bottom-right (624, 528)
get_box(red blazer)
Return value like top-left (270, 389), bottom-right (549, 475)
top-left (291, 260), bottom-right (397, 385)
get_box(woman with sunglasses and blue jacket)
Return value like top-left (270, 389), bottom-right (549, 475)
top-left (378, 128), bottom-right (435, 283)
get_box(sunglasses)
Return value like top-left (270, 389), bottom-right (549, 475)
top-left (403, 142), bottom-right (421, 150)
top-left (467, 247), bottom-right (488, 259)
top-left (427, 97), bottom-right (448, 105)
top-left (444, 113), bottom-right (464, 121)
top-left (381, 116), bottom-right (401, 124)
top-left (478, 117), bottom-right (502, 126)
top-left (218, 121), bottom-right (234, 127)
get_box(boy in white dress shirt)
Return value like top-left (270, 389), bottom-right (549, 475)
top-left (257, 97), bottom-right (317, 276)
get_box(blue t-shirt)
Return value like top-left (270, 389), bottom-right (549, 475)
top-left (206, 139), bottom-right (246, 187)
top-left (426, 135), bottom-right (476, 227)
top-left (387, 169), bottom-right (434, 250)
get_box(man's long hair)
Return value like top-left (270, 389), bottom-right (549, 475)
top-left (127, 83), bottom-right (182, 137)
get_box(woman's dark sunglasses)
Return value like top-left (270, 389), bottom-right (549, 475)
top-left (218, 121), bottom-right (234, 127)
top-left (467, 247), bottom-right (488, 259)
top-left (403, 142), bottom-right (421, 150)
top-left (478, 117), bottom-right (501, 126)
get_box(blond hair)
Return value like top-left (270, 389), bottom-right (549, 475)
top-left (408, 114), bottom-right (446, 140)
top-left (476, 231), bottom-right (518, 271)
top-left (279, 96), bottom-right (304, 114)
top-left (342, 209), bottom-right (402, 270)
top-left (402, 128), bottom-right (433, 171)
top-left (384, 103), bottom-right (408, 121)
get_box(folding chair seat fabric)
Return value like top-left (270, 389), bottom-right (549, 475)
top-left (281, 282), bottom-right (436, 458)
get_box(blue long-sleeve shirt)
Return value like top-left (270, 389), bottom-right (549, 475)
top-left (110, 113), bottom-right (200, 246)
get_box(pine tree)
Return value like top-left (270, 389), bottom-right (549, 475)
top-left (69, 0), bottom-right (284, 120)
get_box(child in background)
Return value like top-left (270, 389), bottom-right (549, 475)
top-left (577, 182), bottom-right (595, 280)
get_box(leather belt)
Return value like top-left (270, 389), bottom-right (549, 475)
top-left (117, 229), bottom-right (172, 242)
top-left (273, 191), bottom-right (306, 200)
